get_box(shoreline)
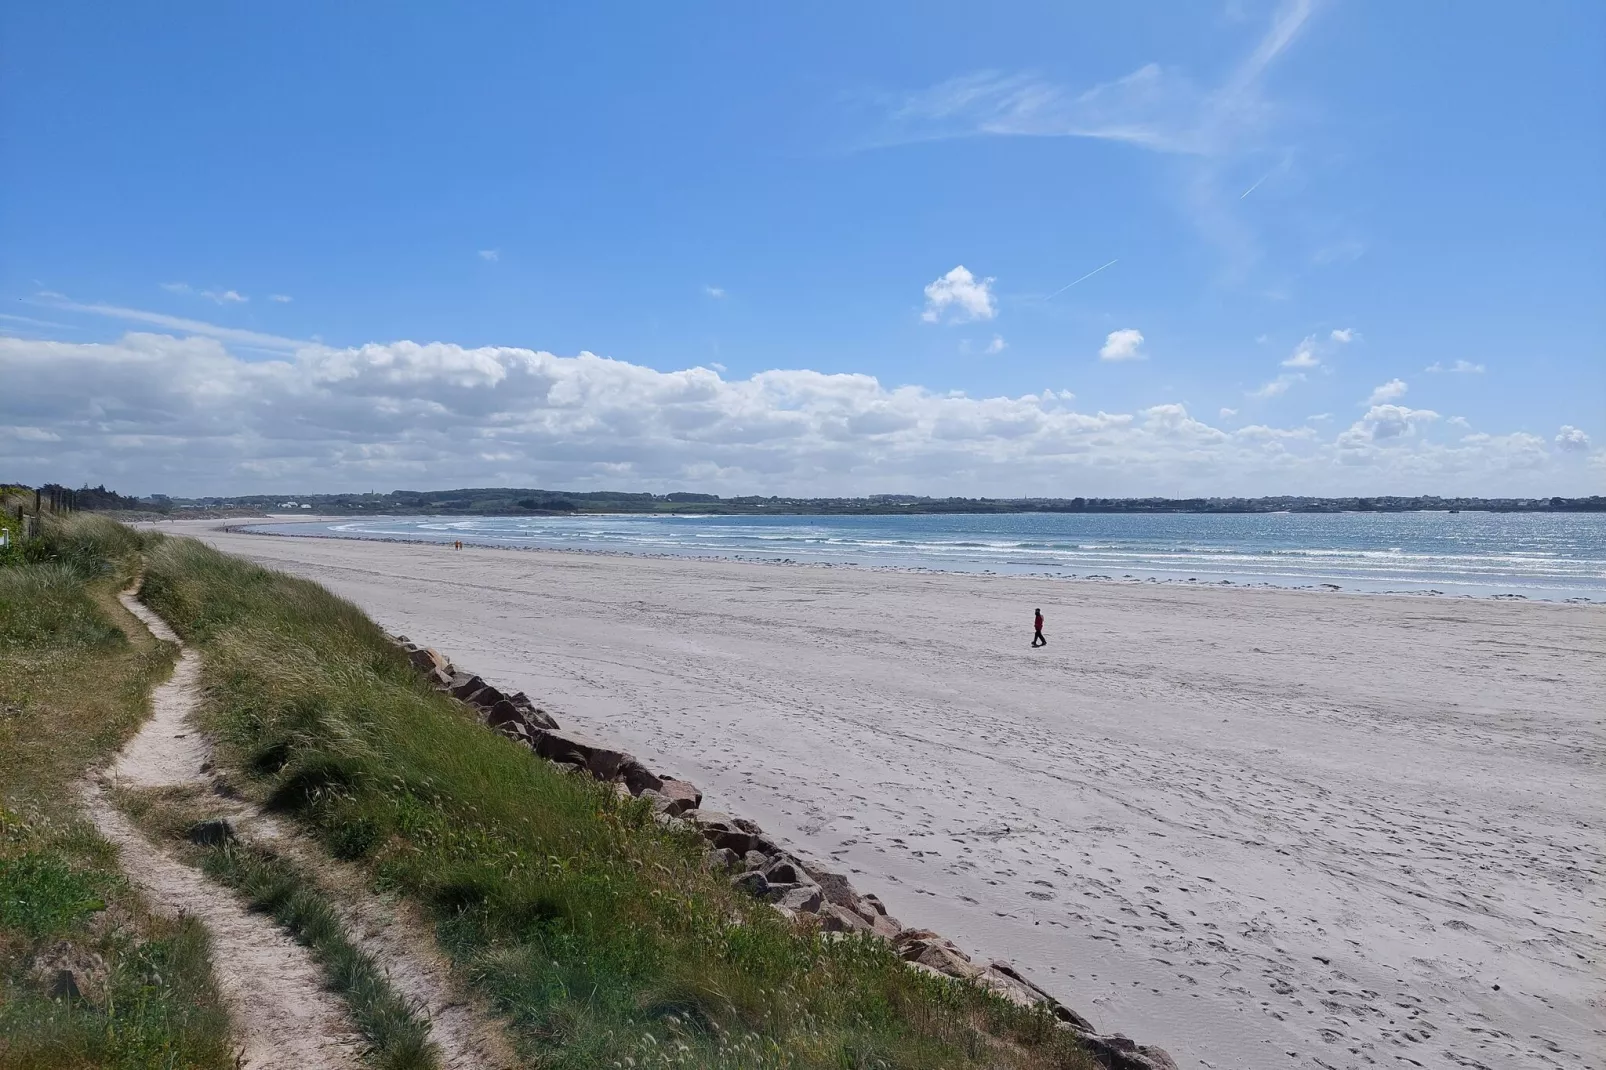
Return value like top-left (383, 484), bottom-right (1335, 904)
top-left (227, 520), bottom-right (1604, 604)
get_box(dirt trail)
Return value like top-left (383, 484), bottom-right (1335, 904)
top-left (83, 587), bottom-right (517, 1070)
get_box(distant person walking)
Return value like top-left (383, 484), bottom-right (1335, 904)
top-left (1031, 607), bottom-right (1046, 648)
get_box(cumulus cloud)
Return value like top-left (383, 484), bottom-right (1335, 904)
top-left (2, 330), bottom-right (1590, 497)
top-left (1366, 378), bottom-right (1408, 405)
top-left (921, 266), bottom-right (996, 323)
top-left (478, 249), bottom-right (500, 262)
top-left (985, 335), bottom-right (1007, 354)
top-left (1425, 360), bottom-right (1484, 374)
top-left (1555, 425), bottom-right (1591, 452)
top-left (1330, 328), bottom-right (1354, 343)
top-left (1219, 407), bottom-right (1237, 419)
top-left (1099, 328), bottom-right (1145, 362)
top-left (1339, 405), bottom-right (1439, 451)
top-left (704, 285), bottom-right (726, 299)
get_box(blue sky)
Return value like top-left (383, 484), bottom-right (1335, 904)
top-left (2, 0), bottom-right (1602, 497)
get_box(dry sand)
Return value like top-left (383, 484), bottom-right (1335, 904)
top-left (173, 522), bottom-right (1604, 1070)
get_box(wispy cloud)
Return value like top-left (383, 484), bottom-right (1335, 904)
top-left (985, 335), bottom-right (1007, 355)
top-left (1282, 336), bottom-right (1320, 368)
top-left (1425, 359), bottom-right (1484, 374)
top-left (478, 249), bottom-right (500, 262)
top-left (269, 294), bottom-right (293, 304)
top-left (1250, 372), bottom-right (1303, 398)
top-left (162, 281), bottom-right (250, 304)
top-left (880, 0), bottom-right (1312, 158)
top-left (876, 1), bottom-right (1316, 278)
top-left (703, 285), bottom-right (726, 299)
top-left (36, 294), bottom-right (307, 353)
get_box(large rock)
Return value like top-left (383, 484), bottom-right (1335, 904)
top-left (656, 778), bottom-right (701, 816)
top-left (484, 698), bottom-right (528, 728)
top-left (894, 931), bottom-right (981, 980)
top-left (528, 728), bottom-right (630, 780)
top-left (817, 903), bottom-right (871, 934)
top-left (709, 830), bottom-right (759, 855)
top-left (448, 673), bottom-right (486, 700)
top-left (407, 646), bottom-right (450, 674)
top-left (804, 868), bottom-right (860, 910)
top-left (774, 884), bottom-right (823, 913)
top-left (731, 871), bottom-right (769, 897)
top-left (1069, 1031), bottom-right (1179, 1070)
top-left (464, 684), bottom-right (506, 709)
top-left (763, 857), bottom-right (801, 885)
top-left (506, 693), bottom-right (558, 730)
top-left (869, 913), bottom-right (902, 940)
top-left (686, 811), bottom-right (757, 853)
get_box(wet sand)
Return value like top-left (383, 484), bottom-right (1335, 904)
top-left (169, 521), bottom-right (1606, 1070)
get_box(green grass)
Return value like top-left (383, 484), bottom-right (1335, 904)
top-left (0, 514), bottom-right (234, 1070)
top-left (199, 840), bottom-right (438, 1070)
top-left (141, 533), bottom-right (1095, 1070)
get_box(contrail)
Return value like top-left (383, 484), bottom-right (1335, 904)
top-left (1240, 171), bottom-right (1273, 199)
top-left (1048, 258), bottom-right (1118, 298)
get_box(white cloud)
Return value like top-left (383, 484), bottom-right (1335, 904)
top-left (985, 335), bottom-right (1007, 354)
top-left (478, 249), bottom-right (500, 262)
top-left (922, 265), bottom-right (997, 323)
top-left (1219, 407), bottom-right (1238, 419)
top-left (1330, 328), bottom-right (1354, 343)
top-left (1555, 425), bottom-right (1591, 452)
top-left (883, 0), bottom-right (1312, 156)
top-left (1281, 335), bottom-right (1320, 368)
top-left (2, 329), bottom-right (1588, 496)
top-left (1099, 328), bottom-right (1145, 362)
top-left (704, 285), bottom-right (726, 299)
top-left (1250, 372), bottom-right (1302, 398)
top-left (270, 294), bottom-right (293, 303)
top-left (1424, 360), bottom-right (1484, 374)
top-left (878, 1), bottom-right (1313, 276)
top-left (1342, 404), bottom-right (1439, 444)
top-left (1366, 378), bottom-right (1408, 405)
top-left (1306, 413), bottom-right (1332, 422)
top-left (1448, 415), bottom-right (1471, 428)
top-left (161, 282), bottom-right (249, 304)
top-left (36, 295), bottom-right (306, 353)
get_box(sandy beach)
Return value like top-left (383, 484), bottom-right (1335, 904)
top-left (168, 521), bottom-right (1605, 1070)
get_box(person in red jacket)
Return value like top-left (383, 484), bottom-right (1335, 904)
top-left (1031, 607), bottom-right (1046, 647)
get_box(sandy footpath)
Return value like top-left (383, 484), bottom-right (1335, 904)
top-left (165, 521), bottom-right (1604, 1070)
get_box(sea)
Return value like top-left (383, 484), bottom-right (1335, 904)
top-left (243, 511), bottom-right (1606, 601)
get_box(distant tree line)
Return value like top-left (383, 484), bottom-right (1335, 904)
top-left (61, 485), bottom-right (1606, 516)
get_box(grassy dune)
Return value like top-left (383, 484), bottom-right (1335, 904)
top-left (142, 533), bottom-right (1096, 1070)
top-left (0, 515), bottom-right (232, 1069)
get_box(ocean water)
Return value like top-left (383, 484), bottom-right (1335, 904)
top-left (244, 511), bottom-right (1606, 600)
